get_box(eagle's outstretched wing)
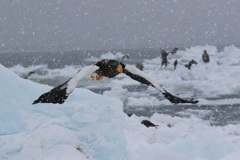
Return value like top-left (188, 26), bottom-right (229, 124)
top-left (123, 65), bottom-right (198, 104)
top-left (33, 65), bottom-right (99, 104)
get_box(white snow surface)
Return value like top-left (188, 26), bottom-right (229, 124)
top-left (0, 64), bottom-right (128, 160)
top-left (1, 61), bottom-right (240, 159)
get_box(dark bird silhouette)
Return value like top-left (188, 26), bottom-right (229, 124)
top-left (174, 60), bottom-right (178, 70)
top-left (28, 71), bottom-right (35, 77)
top-left (33, 59), bottom-right (198, 104)
top-left (160, 50), bottom-right (169, 69)
top-left (202, 50), bottom-right (210, 63)
top-left (169, 48), bottom-right (178, 55)
top-left (184, 59), bottom-right (197, 70)
top-left (141, 120), bottom-right (159, 129)
top-left (160, 48), bottom-right (178, 69)
top-left (135, 62), bottom-right (144, 71)
top-left (127, 113), bottom-right (133, 117)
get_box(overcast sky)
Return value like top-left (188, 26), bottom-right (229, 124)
top-left (0, 0), bottom-right (240, 51)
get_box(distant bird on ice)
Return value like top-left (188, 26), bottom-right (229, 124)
top-left (141, 120), bottom-right (159, 129)
top-left (33, 59), bottom-right (198, 105)
top-left (184, 59), bottom-right (197, 70)
top-left (160, 48), bottom-right (178, 69)
top-left (202, 50), bottom-right (210, 63)
top-left (135, 62), bottom-right (144, 71)
top-left (173, 60), bottom-right (178, 70)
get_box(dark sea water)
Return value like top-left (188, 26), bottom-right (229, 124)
top-left (0, 48), bottom-right (160, 68)
top-left (90, 86), bottom-right (240, 126)
top-left (1, 48), bottom-right (240, 126)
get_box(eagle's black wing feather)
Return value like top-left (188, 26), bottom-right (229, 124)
top-left (33, 65), bottom-right (99, 104)
top-left (123, 65), bottom-right (198, 104)
top-left (32, 80), bottom-right (70, 104)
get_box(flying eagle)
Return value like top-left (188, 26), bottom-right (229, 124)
top-left (33, 59), bottom-right (198, 105)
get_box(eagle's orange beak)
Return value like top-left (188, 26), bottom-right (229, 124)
top-left (116, 65), bottom-right (123, 73)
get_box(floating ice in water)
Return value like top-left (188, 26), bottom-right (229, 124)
top-left (6, 45), bottom-right (240, 126)
top-left (9, 64), bottom-right (48, 79)
top-left (84, 51), bottom-right (124, 62)
top-left (125, 113), bottom-right (240, 160)
top-left (1, 63), bottom-right (240, 160)
top-left (9, 45), bottom-right (240, 103)
top-left (100, 51), bottom-right (124, 60)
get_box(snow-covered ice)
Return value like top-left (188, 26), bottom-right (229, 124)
top-left (0, 64), bottom-right (129, 160)
top-left (1, 53), bottom-right (240, 160)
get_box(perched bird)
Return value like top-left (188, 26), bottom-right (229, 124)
top-left (169, 48), bottom-right (178, 55)
top-left (202, 50), bottom-right (210, 63)
top-left (160, 49), bottom-right (169, 69)
top-left (135, 62), bottom-right (144, 71)
top-left (160, 48), bottom-right (178, 69)
top-left (173, 60), bottom-right (178, 70)
top-left (127, 113), bottom-right (133, 117)
top-left (184, 59), bottom-right (197, 70)
top-left (33, 59), bottom-right (198, 104)
top-left (141, 120), bottom-right (159, 129)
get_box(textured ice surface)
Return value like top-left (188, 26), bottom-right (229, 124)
top-left (1, 45), bottom-right (240, 160)
top-left (0, 64), bottom-right (129, 160)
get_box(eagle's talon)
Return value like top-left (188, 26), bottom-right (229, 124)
top-left (96, 75), bottom-right (104, 80)
top-left (90, 75), bottom-right (95, 81)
